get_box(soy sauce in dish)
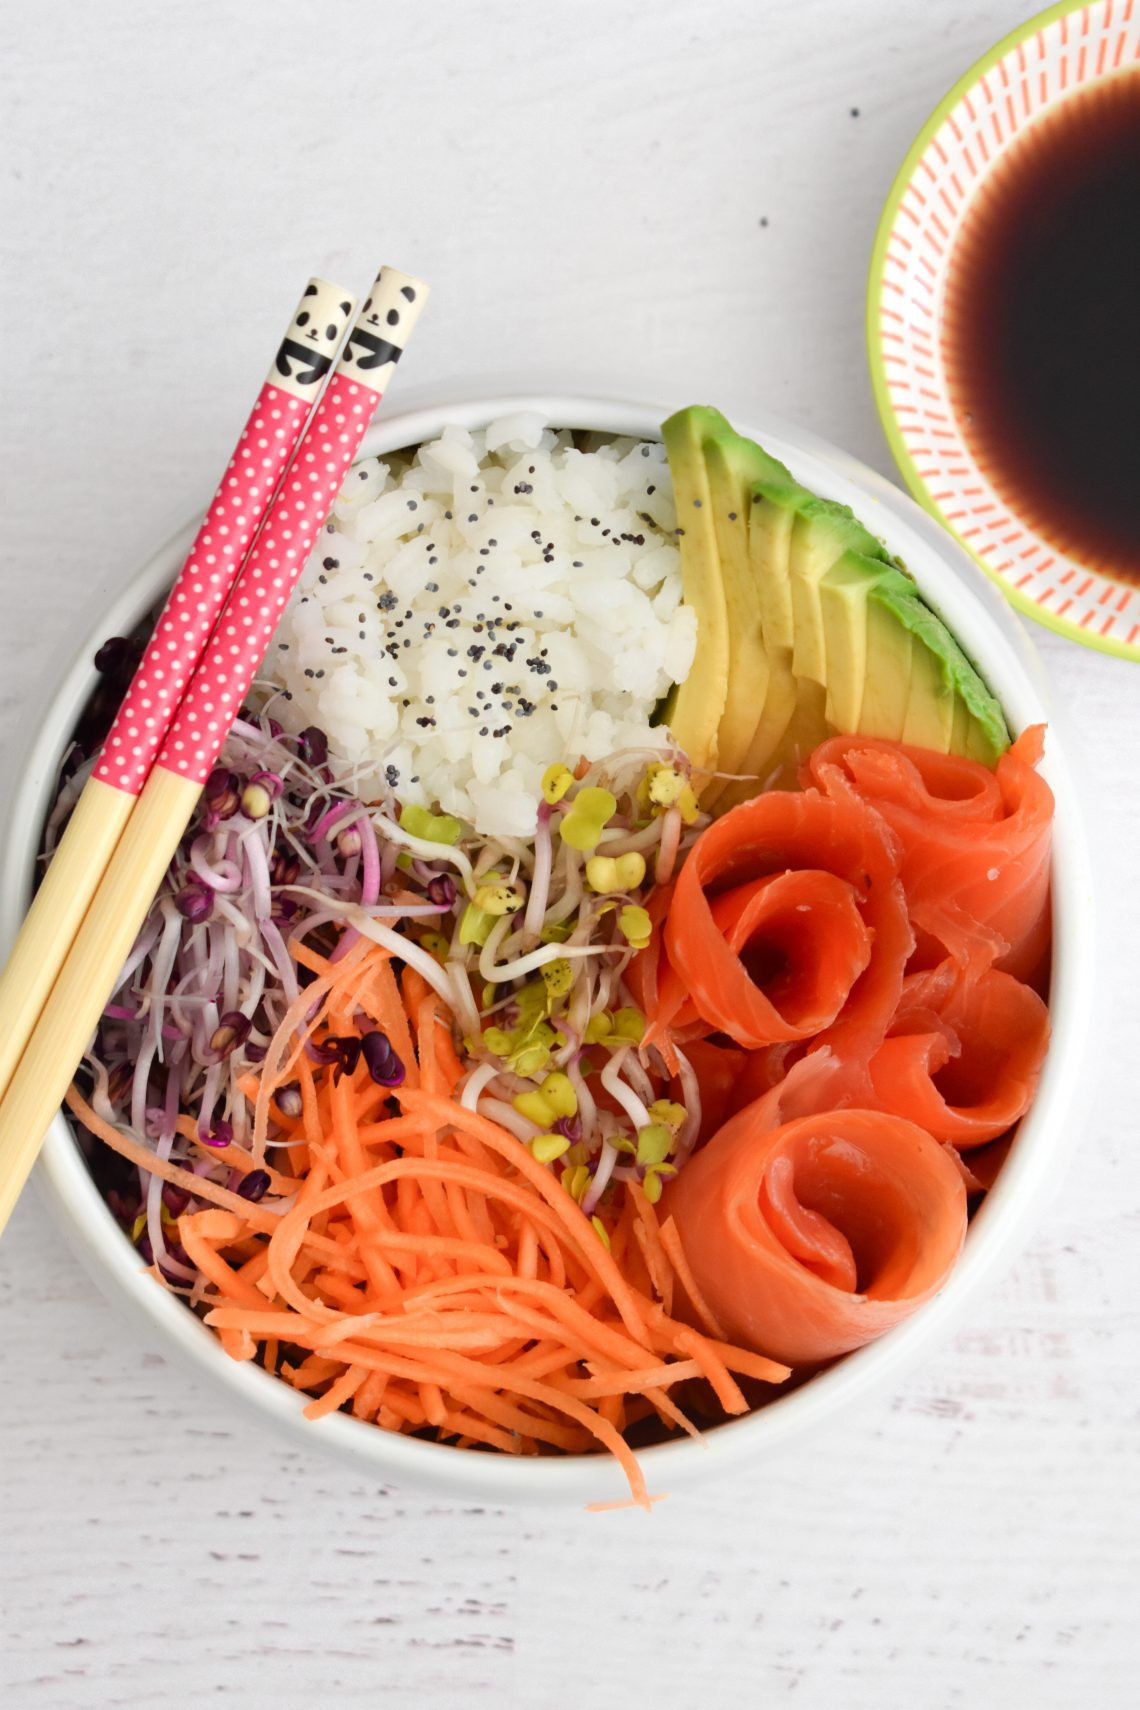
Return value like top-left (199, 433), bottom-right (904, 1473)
top-left (942, 71), bottom-right (1140, 585)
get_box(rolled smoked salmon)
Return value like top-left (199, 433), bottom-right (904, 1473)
top-left (663, 1057), bottom-right (968, 1365)
top-left (639, 776), bottom-right (913, 1065)
top-left (804, 726), bottom-right (1053, 985)
top-left (867, 959), bottom-right (1050, 1147)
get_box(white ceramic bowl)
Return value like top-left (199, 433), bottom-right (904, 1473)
top-left (1, 387), bottom-right (1095, 1507)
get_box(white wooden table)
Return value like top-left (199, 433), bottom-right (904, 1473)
top-left (2, 4), bottom-right (1136, 1705)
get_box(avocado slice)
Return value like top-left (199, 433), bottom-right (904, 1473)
top-left (658, 408), bottom-right (1011, 808)
top-left (820, 553), bottom-right (1009, 760)
top-left (659, 407), bottom-right (731, 775)
top-left (750, 490), bottom-right (798, 652)
top-left (788, 504), bottom-right (894, 687)
top-left (818, 551), bottom-right (900, 731)
top-left (860, 610), bottom-right (914, 742)
top-left (871, 571), bottom-right (1010, 763)
top-left (702, 424), bottom-right (798, 801)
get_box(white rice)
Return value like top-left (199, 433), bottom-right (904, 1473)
top-left (263, 414), bottom-right (696, 836)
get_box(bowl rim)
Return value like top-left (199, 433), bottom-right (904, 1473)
top-left (4, 387), bottom-right (1095, 1506)
top-left (865, 0), bottom-right (1139, 663)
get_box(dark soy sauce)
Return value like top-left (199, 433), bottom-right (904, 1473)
top-left (943, 71), bottom-right (1140, 584)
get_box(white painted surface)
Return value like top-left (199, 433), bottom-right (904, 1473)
top-left (0, 3), bottom-right (1136, 1705)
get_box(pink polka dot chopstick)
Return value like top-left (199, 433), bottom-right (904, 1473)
top-left (0, 266), bottom-right (428, 1234)
top-left (0, 276), bottom-right (356, 1113)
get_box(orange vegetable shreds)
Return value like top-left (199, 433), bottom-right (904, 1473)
top-left (156, 965), bottom-right (793, 1506)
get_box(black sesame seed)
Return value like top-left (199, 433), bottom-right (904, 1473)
top-left (467, 513), bottom-right (478, 523)
top-left (322, 557), bottom-right (338, 570)
top-left (378, 591), bottom-right (397, 610)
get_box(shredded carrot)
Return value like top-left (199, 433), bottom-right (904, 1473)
top-left (658, 1215), bottom-right (730, 1342)
top-left (81, 933), bottom-right (793, 1508)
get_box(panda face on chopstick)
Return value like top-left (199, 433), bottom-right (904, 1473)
top-left (270, 280), bottom-right (355, 400)
top-left (290, 282), bottom-right (346, 349)
top-left (339, 272), bottom-right (421, 389)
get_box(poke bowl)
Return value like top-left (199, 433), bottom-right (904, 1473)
top-left (0, 386), bottom-right (1094, 1508)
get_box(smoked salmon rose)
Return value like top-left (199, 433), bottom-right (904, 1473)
top-left (663, 1057), bottom-right (968, 1365)
top-left (635, 772), bottom-right (913, 1068)
top-left (804, 726), bottom-right (1054, 985)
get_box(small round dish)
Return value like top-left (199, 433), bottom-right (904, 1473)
top-left (1, 387), bottom-right (1095, 1507)
top-left (868, 0), bottom-right (1140, 660)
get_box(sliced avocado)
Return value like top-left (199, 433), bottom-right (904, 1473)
top-left (821, 553), bottom-right (1009, 760)
top-left (658, 407), bottom-right (1011, 809)
top-left (788, 504), bottom-right (894, 687)
top-left (860, 609), bottom-right (914, 742)
top-left (869, 571), bottom-right (1010, 763)
top-left (750, 491), bottom-right (797, 652)
top-left (901, 634), bottom-right (956, 750)
top-left (702, 425), bottom-right (797, 801)
top-left (659, 407), bottom-right (731, 775)
top-left (706, 479), bottom-right (803, 808)
top-left (818, 551), bottom-right (900, 731)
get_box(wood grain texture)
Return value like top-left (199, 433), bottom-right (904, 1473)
top-left (1, 3), bottom-right (1137, 1706)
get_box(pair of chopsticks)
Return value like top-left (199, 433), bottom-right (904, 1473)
top-left (0, 264), bottom-right (429, 1234)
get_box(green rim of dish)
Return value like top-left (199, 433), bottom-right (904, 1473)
top-left (866, 0), bottom-right (1138, 662)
